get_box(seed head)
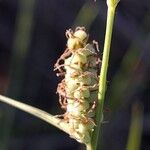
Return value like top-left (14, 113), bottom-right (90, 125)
top-left (55, 27), bottom-right (100, 144)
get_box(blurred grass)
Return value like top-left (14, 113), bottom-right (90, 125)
top-left (102, 8), bottom-right (150, 150)
top-left (126, 102), bottom-right (143, 150)
top-left (108, 12), bottom-right (150, 112)
top-left (0, 0), bottom-right (35, 149)
top-left (73, 0), bottom-right (99, 30)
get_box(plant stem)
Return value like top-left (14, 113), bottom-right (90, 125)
top-left (86, 143), bottom-right (92, 150)
top-left (0, 94), bottom-right (70, 134)
top-left (91, 1), bottom-right (119, 149)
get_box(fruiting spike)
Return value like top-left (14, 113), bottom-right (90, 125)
top-left (54, 27), bottom-right (100, 144)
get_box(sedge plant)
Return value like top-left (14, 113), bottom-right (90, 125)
top-left (0, 0), bottom-right (119, 150)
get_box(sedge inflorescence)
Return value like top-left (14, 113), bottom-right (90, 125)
top-left (54, 27), bottom-right (100, 144)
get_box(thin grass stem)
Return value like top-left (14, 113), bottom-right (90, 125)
top-left (90, 1), bottom-right (119, 149)
top-left (0, 94), bottom-right (70, 134)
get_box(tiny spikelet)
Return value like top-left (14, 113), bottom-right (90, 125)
top-left (54, 27), bottom-right (100, 144)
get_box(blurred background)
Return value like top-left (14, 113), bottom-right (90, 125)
top-left (0, 0), bottom-right (150, 150)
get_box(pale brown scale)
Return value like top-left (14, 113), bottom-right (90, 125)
top-left (85, 55), bottom-right (100, 72)
top-left (56, 80), bottom-right (68, 109)
top-left (88, 84), bottom-right (99, 91)
top-left (88, 100), bottom-right (97, 113)
top-left (58, 95), bottom-right (64, 108)
top-left (65, 29), bottom-right (74, 38)
top-left (81, 71), bottom-right (99, 82)
top-left (80, 116), bottom-right (96, 126)
top-left (56, 80), bottom-right (66, 95)
top-left (70, 71), bottom-right (80, 78)
top-left (72, 100), bottom-right (83, 108)
top-left (54, 64), bottom-right (66, 72)
top-left (54, 48), bottom-right (72, 72)
top-left (57, 79), bottom-right (79, 109)
top-left (54, 113), bottom-right (70, 124)
top-left (55, 64), bottom-right (82, 76)
top-left (91, 40), bottom-right (101, 73)
top-left (56, 72), bottom-right (65, 77)
top-left (92, 40), bottom-right (100, 52)
top-left (69, 70), bottom-right (97, 80)
top-left (59, 95), bottom-right (68, 110)
top-left (63, 111), bottom-right (96, 127)
top-left (75, 26), bottom-right (86, 31)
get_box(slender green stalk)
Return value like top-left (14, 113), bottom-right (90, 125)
top-left (91, 1), bottom-right (119, 150)
top-left (0, 94), bottom-right (69, 134)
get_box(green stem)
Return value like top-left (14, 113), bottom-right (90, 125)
top-left (0, 94), bottom-right (69, 134)
top-left (91, 1), bottom-right (119, 150)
